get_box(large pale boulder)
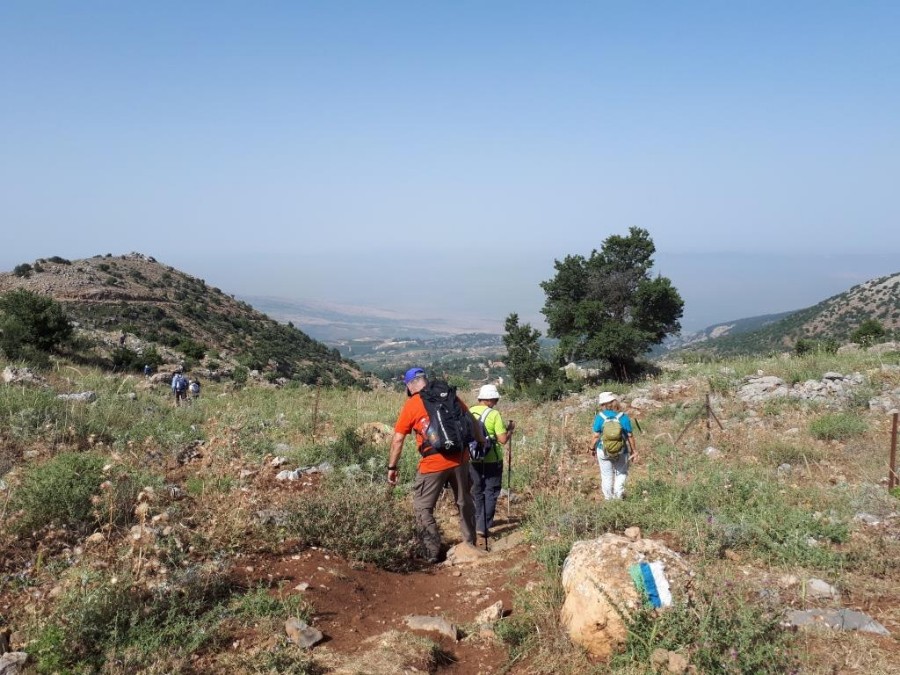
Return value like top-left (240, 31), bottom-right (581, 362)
top-left (560, 534), bottom-right (692, 660)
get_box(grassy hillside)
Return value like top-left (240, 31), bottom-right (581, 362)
top-left (1, 344), bottom-right (899, 673)
top-left (677, 272), bottom-right (900, 357)
top-left (0, 252), bottom-right (369, 387)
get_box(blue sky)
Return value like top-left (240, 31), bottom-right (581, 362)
top-left (2, 2), bottom-right (898, 332)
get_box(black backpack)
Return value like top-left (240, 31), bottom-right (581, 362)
top-left (418, 380), bottom-right (476, 457)
top-left (470, 407), bottom-right (496, 462)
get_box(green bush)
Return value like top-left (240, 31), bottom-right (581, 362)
top-left (32, 564), bottom-right (233, 672)
top-left (11, 453), bottom-right (160, 534)
top-left (13, 263), bottom-right (32, 277)
top-left (285, 474), bottom-right (418, 571)
top-left (809, 412), bottom-right (867, 440)
top-left (613, 578), bottom-right (795, 674)
top-left (0, 289), bottom-right (73, 360)
top-left (11, 452), bottom-right (105, 533)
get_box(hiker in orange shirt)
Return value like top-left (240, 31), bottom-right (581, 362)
top-left (388, 367), bottom-right (479, 563)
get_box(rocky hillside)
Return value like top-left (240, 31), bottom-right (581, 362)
top-left (0, 253), bottom-right (369, 386)
top-left (676, 272), bottom-right (900, 356)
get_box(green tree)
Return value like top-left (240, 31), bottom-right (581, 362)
top-left (850, 318), bottom-right (886, 346)
top-left (502, 313), bottom-right (550, 389)
top-left (539, 227), bottom-right (683, 378)
top-left (0, 289), bottom-right (73, 360)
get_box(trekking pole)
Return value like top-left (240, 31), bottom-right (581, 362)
top-left (481, 459), bottom-right (489, 551)
top-left (506, 434), bottom-right (512, 520)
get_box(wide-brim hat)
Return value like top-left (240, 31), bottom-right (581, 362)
top-left (597, 391), bottom-right (618, 405)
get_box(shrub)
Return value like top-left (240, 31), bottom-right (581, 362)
top-left (612, 578), bottom-right (795, 674)
top-left (285, 474), bottom-right (418, 571)
top-left (809, 412), bottom-right (867, 440)
top-left (11, 452), bottom-right (105, 532)
top-left (851, 318), bottom-right (886, 346)
top-left (32, 563), bottom-right (233, 672)
top-left (12, 263), bottom-right (32, 277)
top-left (0, 289), bottom-right (73, 359)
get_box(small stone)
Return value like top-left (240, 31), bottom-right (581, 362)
top-left (474, 601), bottom-right (504, 625)
top-left (0, 652), bottom-right (29, 674)
top-left (624, 526), bottom-right (642, 541)
top-left (294, 582), bottom-right (310, 592)
top-left (271, 456), bottom-right (289, 467)
top-left (651, 648), bottom-right (670, 670)
top-left (704, 447), bottom-right (722, 459)
top-left (667, 652), bottom-right (689, 674)
top-left (85, 532), bottom-right (105, 546)
top-left (805, 578), bottom-right (839, 600)
top-left (404, 615), bottom-right (458, 641)
top-left (285, 618), bottom-right (324, 649)
top-left (723, 549), bottom-right (741, 562)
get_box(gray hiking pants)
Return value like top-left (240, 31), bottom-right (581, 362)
top-left (412, 463), bottom-right (476, 561)
top-left (597, 450), bottom-right (629, 500)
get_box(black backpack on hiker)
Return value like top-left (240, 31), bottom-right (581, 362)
top-left (418, 380), bottom-right (477, 457)
top-left (470, 407), bottom-right (496, 462)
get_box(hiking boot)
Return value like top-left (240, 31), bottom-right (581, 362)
top-left (476, 533), bottom-right (490, 551)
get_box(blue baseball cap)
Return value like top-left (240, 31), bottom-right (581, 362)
top-left (403, 367), bottom-right (426, 384)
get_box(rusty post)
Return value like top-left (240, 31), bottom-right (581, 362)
top-left (889, 412), bottom-right (898, 490)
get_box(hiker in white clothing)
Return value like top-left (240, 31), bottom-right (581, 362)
top-left (589, 392), bottom-right (638, 500)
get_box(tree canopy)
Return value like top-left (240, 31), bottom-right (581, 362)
top-left (0, 289), bottom-right (73, 361)
top-left (539, 227), bottom-right (683, 377)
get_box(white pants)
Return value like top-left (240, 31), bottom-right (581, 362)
top-left (597, 451), bottom-right (629, 500)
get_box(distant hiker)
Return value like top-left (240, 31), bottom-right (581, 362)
top-left (118, 332), bottom-right (126, 347)
top-left (189, 379), bottom-right (201, 398)
top-left (590, 392), bottom-right (638, 500)
top-left (387, 367), bottom-right (480, 563)
top-left (469, 384), bottom-right (515, 548)
top-left (171, 372), bottom-right (188, 406)
top-left (143, 364), bottom-right (152, 378)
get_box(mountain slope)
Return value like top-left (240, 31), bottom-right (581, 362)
top-left (0, 253), bottom-right (368, 386)
top-left (678, 272), bottom-right (900, 356)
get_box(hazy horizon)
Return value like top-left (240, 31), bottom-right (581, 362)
top-left (2, 3), bottom-right (898, 337)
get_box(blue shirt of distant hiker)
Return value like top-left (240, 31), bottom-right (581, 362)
top-left (592, 410), bottom-right (633, 455)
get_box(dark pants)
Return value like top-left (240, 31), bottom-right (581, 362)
top-left (469, 461), bottom-right (503, 535)
top-left (412, 463), bottom-right (475, 561)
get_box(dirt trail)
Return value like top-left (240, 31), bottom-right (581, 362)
top-left (237, 512), bottom-right (538, 673)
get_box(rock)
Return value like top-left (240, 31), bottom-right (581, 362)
top-left (444, 542), bottom-right (488, 566)
top-left (0, 652), bottom-right (28, 675)
top-left (56, 391), bottom-right (97, 403)
top-left (489, 530), bottom-right (527, 553)
top-left (276, 469), bottom-right (300, 481)
top-left (404, 615), bottom-right (458, 641)
top-left (285, 618), bottom-right (324, 649)
top-left (474, 601), bottom-right (503, 625)
top-left (651, 648), bottom-right (670, 670)
top-left (560, 534), bottom-right (691, 660)
top-left (667, 652), bottom-right (689, 674)
top-left (85, 532), bottom-right (106, 546)
top-left (778, 574), bottom-right (800, 588)
top-left (630, 397), bottom-right (663, 410)
top-left (270, 456), bottom-right (289, 467)
top-left (255, 509), bottom-right (288, 526)
top-left (498, 488), bottom-right (522, 504)
top-left (854, 512), bottom-right (881, 526)
top-left (822, 372), bottom-right (844, 381)
top-left (2, 366), bottom-right (44, 386)
top-left (356, 422), bottom-right (394, 446)
top-left (624, 527), bottom-right (642, 541)
top-left (805, 578), bottom-right (839, 600)
top-left (294, 582), bottom-right (310, 592)
top-left (786, 609), bottom-right (889, 635)
top-left (703, 447), bottom-right (722, 459)
top-left (776, 463), bottom-right (792, 476)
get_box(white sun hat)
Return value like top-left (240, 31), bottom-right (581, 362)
top-left (597, 391), bottom-right (618, 405)
top-left (478, 384), bottom-right (501, 400)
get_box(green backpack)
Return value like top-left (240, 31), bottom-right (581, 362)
top-left (600, 412), bottom-right (625, 458)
